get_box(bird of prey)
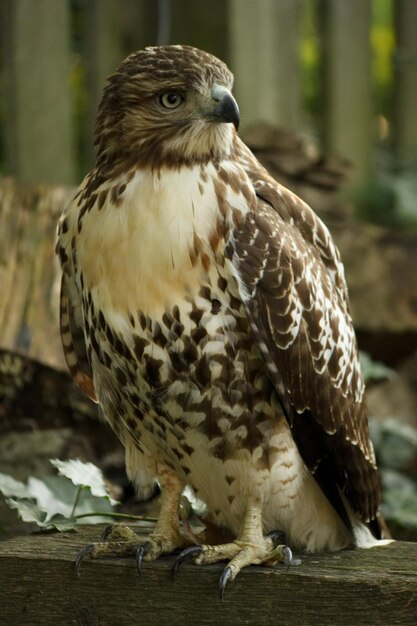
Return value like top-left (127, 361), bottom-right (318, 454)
top-left (56, 45), bottom-right (390, 595)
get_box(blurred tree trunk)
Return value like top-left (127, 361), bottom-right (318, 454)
top-left (393, 0), bottom-right (417, 170)
top-left (320, 0), bottom-right (372, 187)
top-left (0, 177), bottom-right (72, 369)
top-left (80, 0), bottom-right (159, 171)
top-left (169, 0), bottom-right (229, 61)
top-left (228, 0), bottom-right (301, 130)
top-left (1, 0), bottom-right (75, 185)
top-left (83, 0), bottom-right (125, 166)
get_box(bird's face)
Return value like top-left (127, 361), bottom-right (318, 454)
top-left (95, 45), bottom-right (239, 170)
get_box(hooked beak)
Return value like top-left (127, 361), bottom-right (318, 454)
top-left (209, 85), bottom-right (240, 131)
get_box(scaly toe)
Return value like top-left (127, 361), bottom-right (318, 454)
top-left (172, 536), bottom-right (295, 591)
top-left (101, 522), bottom-right (138, 543)
top-left (74, 537), bottom-right (144, 575)
top-left (101, 525), bottom-right (114, 541)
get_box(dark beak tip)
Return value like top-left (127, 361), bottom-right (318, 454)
top-left (214, 93), bottom-right (240, 132)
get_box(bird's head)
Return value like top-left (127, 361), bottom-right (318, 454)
top-left (95, 45), bottom-right (239, 171)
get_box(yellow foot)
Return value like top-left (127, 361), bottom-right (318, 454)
top-left (75, 522), bottom-right (189, 578)
top-left (173, 530), bottom-right (300, 600)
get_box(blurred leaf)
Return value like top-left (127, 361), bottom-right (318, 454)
top-left (50, 458), bottom-right (118, 504)
top-left (0, 473), bottom-right (30, 499)
top-left (27, 475), bottom-right (82, 521)
top-left (390, 174), bottom-right (417, 227)
top-left (371, 24), bottom-right (394, 88)
top-left (45, 514), bottom-right (78, 532)
top-left (5, 498), bottom-right (77, 531)
top-left (354, 181), bottom-right (397, 226)
top-left (71, 487), bottom-right (116, 524)
top-left (359, 351), bottom-right (395, 383)
top-left (382, 418), bottom-right (417, 447)
top-left (180, 485), bottom-right (207, 539)
top-left (355, 176), bottom-right (417, 230)
top-left (181, 485), bottom-right (207, 518)
top-left (0, 459), bottom-right (119, 531)
top-left (381, 469), bottom-right (417, 530)
top-left (371, 417), bottom-right (417, 471)
top-left (5, 498), bottom-right (47, 526)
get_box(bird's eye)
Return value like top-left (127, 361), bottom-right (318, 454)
top-left (159, 92), bottom-right (184, 109)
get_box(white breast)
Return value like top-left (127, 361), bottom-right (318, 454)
top-left (73, 165), bottom-right (250, 331)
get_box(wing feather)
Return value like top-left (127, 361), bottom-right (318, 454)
top-left (57, 196), bottom-right (97, 403)
top-left (60, 274), bottom-right (97, 402)
top-left (228, 139), bottom-right (381, 530)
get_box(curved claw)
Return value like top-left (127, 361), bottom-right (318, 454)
top-left (101, 525), bottom-right (114, 541)
top-left (171, 545), bottom-right (203, 579)
top-left (75, 544), bottom-right (95, 577)
top-left (219, 566), bottom-right (232, 602)
top-left (283, 546), bottom-right (302, 571)
top-left (136, 542), bottom-right (151, 580)
top-left (284, 546), bottom-right (292, 571)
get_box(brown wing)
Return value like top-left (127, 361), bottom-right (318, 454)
top-left (59, 273), bottom-right (96, 403)
top-left (56, 180), bottom-right (97, 403)
top-left (229, 139), bottom-right (381, 532)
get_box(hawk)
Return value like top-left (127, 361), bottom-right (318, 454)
top-left (57, 45), bottom-right (390, 595)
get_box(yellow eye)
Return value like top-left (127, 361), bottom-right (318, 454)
top-left (159, 92), bottom-right (184, 109)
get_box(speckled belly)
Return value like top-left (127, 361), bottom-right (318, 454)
top-left (88, 269), bottom-right (350, 550)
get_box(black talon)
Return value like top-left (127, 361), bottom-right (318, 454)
top-left (75, 544), bottom-right (95, 577)
top-left (136, 542), bottom-right (151, 580)
top-left (267, 529), bottom-right (286, 547)
top-left (171, 545), bottom-right (203, 578)
top-left (219, 566), bottom-right (232, 602)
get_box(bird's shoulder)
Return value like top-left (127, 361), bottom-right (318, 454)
top-left (231, 136), bottom-right (349, 306)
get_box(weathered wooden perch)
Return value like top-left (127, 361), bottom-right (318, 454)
top-left (0, 528), bottom-right (416, 625)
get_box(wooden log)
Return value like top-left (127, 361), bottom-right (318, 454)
top-left (0, 528), bottom-right (416, 625)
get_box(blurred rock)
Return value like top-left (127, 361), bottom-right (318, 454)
top-left (242, 122), bottom-right (351, 219)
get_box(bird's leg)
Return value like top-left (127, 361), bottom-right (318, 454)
top-left (173, 500), bottom-right (297, 599)
top-left (76, 468), bottom-right (190, 575)
top-left (135, 469), bottom-right (190, 565)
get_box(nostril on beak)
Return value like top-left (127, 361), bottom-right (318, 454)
top-left (211, 85), bottom-right (240, 131)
